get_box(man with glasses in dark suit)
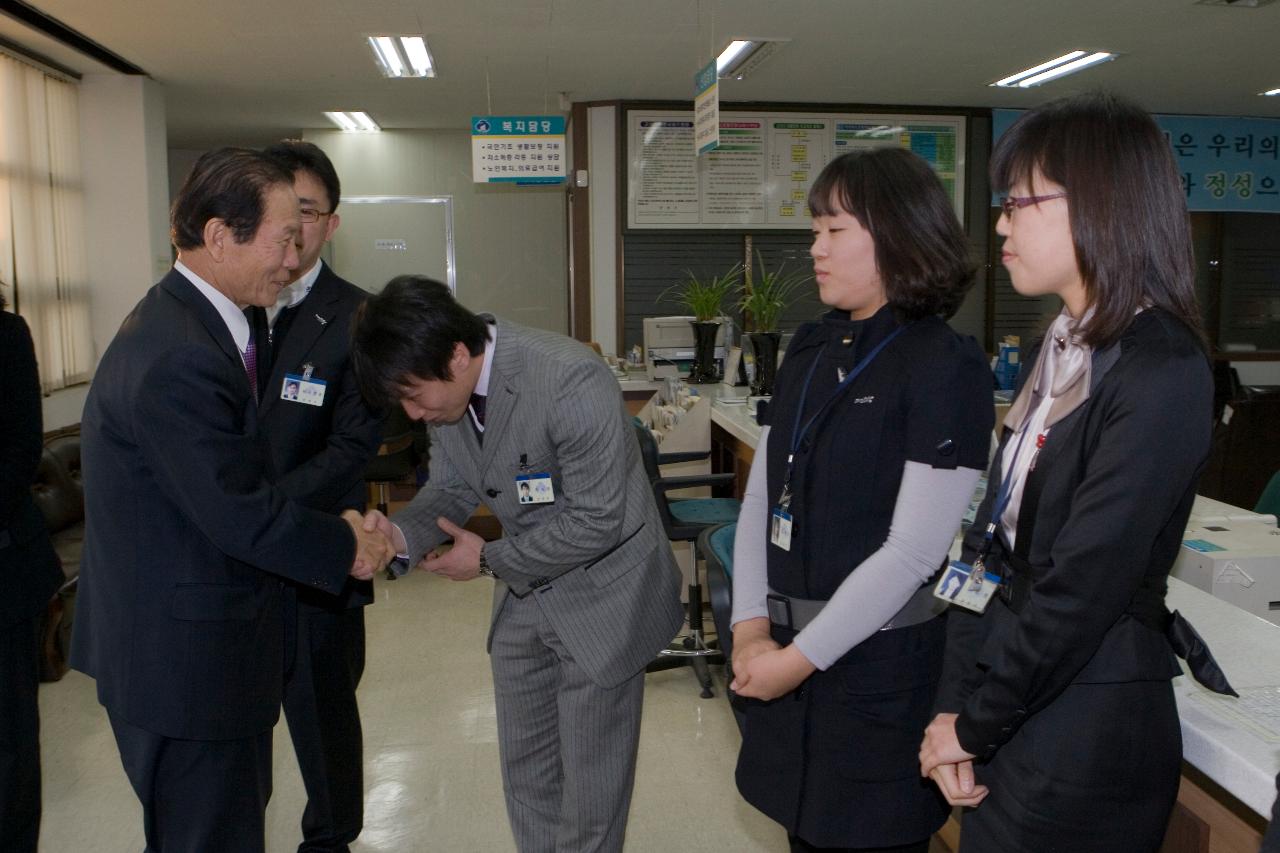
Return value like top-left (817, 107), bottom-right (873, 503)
top-left (254, 140), bottom-right (383, 853)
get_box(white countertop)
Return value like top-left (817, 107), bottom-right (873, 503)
top-left (708, 388), bottom-right (763, 449)
top-left (1168, 576), bottom-right (1280, 815)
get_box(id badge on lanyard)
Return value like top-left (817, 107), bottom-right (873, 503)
top-left (932, 421), bottom-right (1040, 613)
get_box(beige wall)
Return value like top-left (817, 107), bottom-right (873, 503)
top-left (304, 128), bottom-right (569, 334)
top-left (41, 74), bottom-right (170, 430)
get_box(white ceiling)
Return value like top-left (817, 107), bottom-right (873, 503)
top-left (6, 0), bottom-right (1280, 148)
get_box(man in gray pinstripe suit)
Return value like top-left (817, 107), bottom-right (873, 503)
top-left (352, 276), bottom-right (683, 853)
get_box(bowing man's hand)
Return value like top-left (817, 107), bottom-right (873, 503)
top-left (421, 517), bottom-right (484, 581)
top-left (729, 644), bottom-right (815, 701)
top-left (343, 509), bottom-right (395, 580)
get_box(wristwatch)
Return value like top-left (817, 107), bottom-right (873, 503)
top-left (478, 544), bottom-right (495, 578)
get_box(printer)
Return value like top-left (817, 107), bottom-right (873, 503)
top-left (643, 316), bottom-right (732, 381)
top-left (1172, 518), bottom-right (1280, 626)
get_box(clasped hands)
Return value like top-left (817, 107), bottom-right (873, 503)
top-left (342, 510), bottom-right (395, 580)
top-left (353, 509), bottom-right (485, 581)
top-left (731, 617), bottom-right (988, 808)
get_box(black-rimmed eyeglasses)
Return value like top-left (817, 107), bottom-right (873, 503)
top-left (300, 208), bottom-right (333, 224)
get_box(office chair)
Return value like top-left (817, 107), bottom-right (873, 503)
top-left (634, 420), bottom-right (741, 698)
top-left (1257, 471), bottom-right (1280, 519)
top-left (364, 408), bottom-right (423, 579)
top-left (700, 522), bottom-right (746, 733)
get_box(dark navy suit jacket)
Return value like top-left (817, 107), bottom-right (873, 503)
top-left (71, 269), bottom-right (355, 741)
top-left (253, 262), bottom-right (383, 610)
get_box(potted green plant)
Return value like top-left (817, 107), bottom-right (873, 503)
top-left (659, 264), bottom-right (741, 382)
top-left (737, 252), bottom-right (811, 395)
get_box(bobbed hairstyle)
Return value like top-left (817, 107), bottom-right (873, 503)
top-left (262, 139), bottom-right (342, 212)
top-left (170, 147), bottom-right (293, 251)
top-left (351, 275), bottom-right (491, 410)
top-left (990, 91), bottom-right (1204, 349)
top-left (807, 147), bottom-right (976, 321)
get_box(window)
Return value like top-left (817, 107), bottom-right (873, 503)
top-left (0, 51), bottom-right (93, 392)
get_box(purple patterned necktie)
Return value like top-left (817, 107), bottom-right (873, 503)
top-left (243, 334), bottom-right (259, 401)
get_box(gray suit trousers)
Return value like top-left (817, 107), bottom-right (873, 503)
top-left (491, 590), bottom-right (644, 853)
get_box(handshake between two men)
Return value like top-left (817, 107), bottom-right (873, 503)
top-left (341, 508), bottom-right (489, 583)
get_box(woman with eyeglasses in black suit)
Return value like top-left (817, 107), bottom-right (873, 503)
top-left (920, 92), bottom-right (1229, 853)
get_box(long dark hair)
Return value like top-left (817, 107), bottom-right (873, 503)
top-left (807, 147), bottom-right (975, 320)
top-left (990, 91), bottom-right (1204, 349)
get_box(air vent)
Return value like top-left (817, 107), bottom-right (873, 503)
top-left (1194, 0), bottom-right (1276, 7)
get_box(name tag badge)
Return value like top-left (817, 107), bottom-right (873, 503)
top-left (516, 473), bottom-right (555, 504)
top-left (281, 373), bottom-right (326, 407)
top-left (933, 559), bottom-right (1001, 613)
top-left (770, 507), bottom-right (793, 551)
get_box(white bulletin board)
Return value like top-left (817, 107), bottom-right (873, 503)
top-left (627, 109), bottom-right (966, 230)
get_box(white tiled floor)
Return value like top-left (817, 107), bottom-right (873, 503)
top-left (38, 570), bottom-right (787, 852)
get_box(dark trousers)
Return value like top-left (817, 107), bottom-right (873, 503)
top-left (0, 614), bottom-right (41, 853)
top-left (108, 711), bottom-right (273, 853)
top-left (283, 605), bottom-right (366, 853)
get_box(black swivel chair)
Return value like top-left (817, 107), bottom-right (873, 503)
top-left (634, 420), bottom-right (741, 697)
top-left (364, 408), bottom-right (424, 579)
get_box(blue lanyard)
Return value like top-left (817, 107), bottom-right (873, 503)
top-left (778, 324), bottom-right (907, 504)
top-left (978, 419), bottom-right (1036, 560)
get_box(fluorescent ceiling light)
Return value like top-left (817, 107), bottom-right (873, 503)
top-left (324, 111), bottom-right (380, 132)
top-left (367, 35), bottom-right (436, 78)
top-left (714, 38), bottom-right (787, 80)
top-left (716, 41), bottom-right (753, 75)
top-left (1262, 88), bottom-right (1280, 96)
top-left (991, 50), bottom-right (1115, 88)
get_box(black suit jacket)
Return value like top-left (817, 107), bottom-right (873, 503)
top-left (937, 308), bottom-right (1212, 756)
top-left (254, 262), bottom-right (383, 609)
top-left (0, 311), bottom-right (63, 627)
top-left (70, 269), bottom-right (356, 741)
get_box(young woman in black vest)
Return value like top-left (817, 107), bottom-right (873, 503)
top-left (919, 93), bottom-right (1217, 851)
top-left (730, 147), bottom-right (993, 852)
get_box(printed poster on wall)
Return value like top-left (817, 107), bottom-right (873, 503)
top-left (993, 109), bottom-right (1280, 213)
top-left (471, 115), bottom-right (566, 185)
top-left (628, 109), bottom-right (965, 229)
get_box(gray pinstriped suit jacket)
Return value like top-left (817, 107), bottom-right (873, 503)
top-left (393, 318), bottom-right (683, 688)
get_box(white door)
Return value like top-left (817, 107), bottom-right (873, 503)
top-left (324, 196), bottom-right (456, 294)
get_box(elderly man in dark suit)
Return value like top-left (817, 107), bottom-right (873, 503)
top-left (354, 277), bottom-right (683, 853)
top-left (253, 140), bottom-right (383, 853)
top-left (70, 148), bottom-right (393, 853)
top-left (0, 291), bottom-right (65, 853)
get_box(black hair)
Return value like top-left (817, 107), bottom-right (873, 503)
top-left (351, 275), bottom-right (491, 410)
top-left (807, 147), bottom-right (975, 320)
top-left (262, 139), bottom-right (341, 211)
top-left (990, 91), bottom-right (1203, 349)
top-left (170, 148), bottom-right (293, 250)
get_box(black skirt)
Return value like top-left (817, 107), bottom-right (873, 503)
top-left (959, 679), bottom-right (1182, 853)
top-left (736, 616), bottom-right (950, 849)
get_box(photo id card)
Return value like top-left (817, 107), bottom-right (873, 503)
top-left (933, 559), bottom-right (1001, 613)
top-left (770, 507), bottom-right (793, 551)
top-left (281, 373), bottom-right (326, 407)
top-left (516, 473), bottom-right (555, 504)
